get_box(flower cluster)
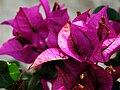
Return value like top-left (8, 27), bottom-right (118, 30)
top-left (0, 0), bottom-right (120, 90)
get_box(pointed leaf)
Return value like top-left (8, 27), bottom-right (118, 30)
top-left (2, 4), bottom-right (46, 40)
top-left (28, 72), bottom-right (42, 90)
top-left (0, 61), bottom-right (21, 88)
top-left (1, 19), bottom-right (14, 26)
top-left (8, 63), bottom-right (21, 81)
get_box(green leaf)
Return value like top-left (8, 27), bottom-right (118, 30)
top-left (27, 72), bottom-right (42, 90)
top-left (34, 81), bottom-right (43, 90)
top-left (112, 81), bottom-right (120, 90)
top-left (93, 6), bottom-right (104, 14)
top-left (40, 60), bottom-right (64, 80)
top-left (104, 51), bottom-right (120, 67)
top-left (21, 72), bottom-right (32, 81)
top-left (9, 60), bottom-right (22, 68)
top-left (27, 60), bottom-right (64, 90)
top-left (8, 63), bottom-right (21, 81)
top-left (93, 5), bottom-right (120, 21)
top-left (0, 61), bottom-right (21, 88)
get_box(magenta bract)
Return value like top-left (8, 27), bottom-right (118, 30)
top-left (0, 0), bottom-right (69, 63)
top-left (52, 60), bottom-right (113, 90)
top-left (58, 6), bottom-right (120, 62)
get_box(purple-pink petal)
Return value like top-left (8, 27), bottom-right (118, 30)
top-left (14, 4), bottom-right (43, 36)
top-left (52, 60), bottom-right (113, 90)
top-left (1, 19), bottom-right (14, 27)
top-left (31, 48), bottom-right (68, 68)
top-left (58, 23), bottom-right (85, 62)
top-left (70, 24), bottom-right (93, 59)
top-left (72, 9), bottom-right (91, 23)
top-left (40, 0), bottom-right (50, 17)
top-left (90, 34), bottom-right (120, 62)
top-left (45, 9), bottom-right (69, 48)
top-left (2, 4), bottom-right (47, 40)
top-left (45, 28), bottom-right (58, 48)
top-left (111, 21), bottom-right (120, 35)
top-left (52, 66), bottom-right (77, 90)
top-left (92, 64), bottom-right (113, 90)
top-left (0, 38), bottom-right (39, 63)
top-left (85, 6), bottom-right (116, 47)
top-left (87, 6), bottom-right (109, 30)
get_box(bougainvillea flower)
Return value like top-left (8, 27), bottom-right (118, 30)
top-left (58, 6), bottom-right (120, 62)
top-left (40, 0), bottom-right (69, 47)
top-left (52, 60), bottom-right (113, 90)
top-left (105, 65), bottom-right (120, 82)
top-left (58, 23), bottom-right (85, 62)
top-left (0, 4), bottom-right (47, 63)
top-left (0, 0), bottom-right (69, 63)
top-left (2, 4), bottom-right (47, 40)
top-left (45, 8), bottom-right (69, 48)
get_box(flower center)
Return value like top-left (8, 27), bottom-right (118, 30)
top-left (80, 72), bottom-right (87, 80)
top-left (97, 16), bottom-right (110, 41)
top-left (72, 72), bottom-right (88, 90)
top-left (72, 84), bottom-right (85, 90)
top-left (105, 65), bottom-right (116, 74)
top-left (16, 32), bottom-right (31, 46)
top-left (52, 2), bottom-right (60, 11)
top-left (32, 28), bottom-right (38, 33)
top-left (76, 11), bottom-right (81, 16)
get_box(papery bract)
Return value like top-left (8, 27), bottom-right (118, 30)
top-left (40, 0), bottom-right (69, 48)
top-left (111, 21), bottom-right (120, 35)
top-left (40, 0), bottom-right (50, 17)
top-left (0, 38), bottom-right (39, 63)
top-left (2, 4), bottom-right (47, 39)
top-left (52, 60), bottom-right (113, 90)
top-left (58, 23), bottom-right (85, 62)
top-left (90, 34), bottom-right (120, 62)
top-left (0, 4), bottom-right (46, 63)
top-left (58, 6), bottom-right (120, 63)
top-left (45, 9), bottom-right (69, 47)
top-left (58, 8), bottom-right (95, 62)
top-left (31, 48), bottom-right (68, 68)
top-left (52, 66), bottom-right (77, 90)
top-left (0, 0), bottom-right (69, 63)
